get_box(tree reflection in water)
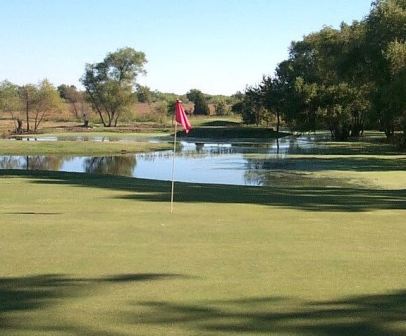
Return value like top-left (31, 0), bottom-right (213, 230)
top-left (0, 135), bottom-right (326, 184)
top-left (25, 156), bottom-right (66, 171)
top-left (195, 143), bottom-right (204, 153)
top-left (242, 136), bottom-right (324, 186)
top-left (0, 156), bottom-right (21, 169)
top-left (0, 156), bottom-right (65, 171)
top-left (84, 156), bottom-right (136, 176)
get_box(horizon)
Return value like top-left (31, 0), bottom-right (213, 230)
top-left (0, 0), bottom-right (373, 95)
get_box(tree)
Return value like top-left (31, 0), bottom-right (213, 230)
top-left (214, 98), bottom-right (228, 116)
top-left (58, 84), bottom-right (89, 126)
top-left (34, 80), bottom-right (64, 132)
top-left (58, 85), bottom-right (76, 108)
top-left (81, 47), bottom-right (147, 127)
top-left (260, 76), bottom-right (288, 133)
top-left (186, 89), bottom-right (210, 115)
top-left (386, 40), bottom-right (406, 140)
top-left (239, 0), bottom-right (405, 142)
top-left (58, 84), bottom-right (81, 118)
top-left (363, 0), bottom-right (406, 137)
top-left (257, 20), bottom-right (372, 138)
top-left (18, 84), bottom-right (37, 132)
top-left (135, 84), bottom-right (153, 104)
top-left (167, 99), bottom-right (177, 118)
top-left (35, 80), bottom-right (64, 132)
top-left (239, 86), bottom-right (264, 126)
top-left (0, 80), bottom-right (22, 132)
top-left (18, 80), bottom-right (63, 132)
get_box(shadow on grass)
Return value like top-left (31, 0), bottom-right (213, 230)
top-left (178, 127), bottom-right (289, 139)
top-left (1, 169), bottom-right (405, 212)
top-left (0, 273), bottom-right (186, 335)
top-left (198, 120), bottom-right (242, 127)
top-left (1, 273), bottom-right (404, 335)
top-left (129, 291), bottom-right (406, 335)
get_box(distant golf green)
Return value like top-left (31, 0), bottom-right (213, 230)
top-left (0, 134), bottom-right (405, 336)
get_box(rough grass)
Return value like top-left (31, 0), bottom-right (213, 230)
top-left (0, 156), bottom-right (405, 335)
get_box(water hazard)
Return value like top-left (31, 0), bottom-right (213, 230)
top-left (0, 136), bottom-right (322, 186)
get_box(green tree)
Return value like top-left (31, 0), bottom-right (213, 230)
top-left (58, 84), bottom-right (81, 118)
top-left (0, 80), bottom-right (22, 132)
top-left (135, 84), bottom-right (153, 104)
top-left (386, 40), bottom-right (406, 140)
top-left (214, 98), bottom-right (228, 116)
top-left (259, 76), bottom-right (290, 133)
top-left (18, 80), bottom-right (64, 132)
top-left (58, 84), bottom-right (89, 126)
top-left (167, 99), bottom-right (177, 118)
top-left (262, 21), bottom-right (372, 138)
top-left (364, 0), bottom-right (406, 137)
top-left (239, 86), bottom-right (264, 126)
top-left (186, 89), bottom-right (210, 115)
top-left (32, 80), bottom-right (64, 132)
top-left (237, 0), bottom-right (406, 142)
top-left (81, 47), bottom-right (147, 127)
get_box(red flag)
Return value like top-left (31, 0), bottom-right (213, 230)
top-left (175, 100), bottom-right (192, 134)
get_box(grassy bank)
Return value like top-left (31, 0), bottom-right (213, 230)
top-left (1, 116), bottom-right (287, 141)
top-left (0, 139), bottom-right (171, 155)
top-left (0, 165), bottom-right (405, 335)
top-left (0, 116), bottom-right (241, 136)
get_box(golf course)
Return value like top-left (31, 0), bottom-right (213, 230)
top-left (0, 125), bottom-right (405, 336)
top-left (1, 0), bottom-right (405, 334)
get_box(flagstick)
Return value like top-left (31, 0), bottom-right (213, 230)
top-left (170, 121), bottom-right (178, 213)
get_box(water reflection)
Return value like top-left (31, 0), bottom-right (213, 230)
top-left (0, 135), bottom-right (329, 186)
top-left (0, 156), bottom-right (65, 171)
top-left (195, 142), bottom-right (204, 153)
top-left (0, 156), bottom-right (21, 169)
top-left (84, 156), bottom-right (136, 176)
top-left (26, 156), bottom-right (66, 170)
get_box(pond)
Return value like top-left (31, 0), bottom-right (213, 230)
top-left (0, 135), bottom-right (324, 186)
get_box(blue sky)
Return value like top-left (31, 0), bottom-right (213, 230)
top-left (0, 0), bottom-right (372, 95)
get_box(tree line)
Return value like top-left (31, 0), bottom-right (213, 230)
top-left (234, 0), bottom-right (405, 142)
top-left (0, 80), bottom-right (64, 133)
top-left (0, 47), bottom-right (236, 133)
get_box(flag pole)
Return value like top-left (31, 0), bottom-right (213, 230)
top-left (170, 120), bottom-right (178, 213)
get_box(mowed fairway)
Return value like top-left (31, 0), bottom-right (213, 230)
top-left (0, 155), bottom-right (406, 335)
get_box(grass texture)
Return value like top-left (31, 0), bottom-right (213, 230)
top-left (0, 155), bottom-right (405, 335)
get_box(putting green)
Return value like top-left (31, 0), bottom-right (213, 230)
top-left (0, 165), bottom-right (405, 335)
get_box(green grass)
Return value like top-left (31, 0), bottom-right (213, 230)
top-left (187, 115), bottom-right (242, 127)
top-left (0, 139), bottom-right (171, 155)
top-left (0, 158), bottom-right (405, 335)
